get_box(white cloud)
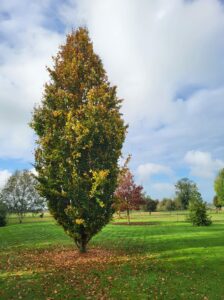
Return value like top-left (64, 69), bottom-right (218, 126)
top-left (137, 163), bottom-right (172, 181)
top-left (0, 170), bottom-right (11, 189)
top-left (1, 0), bottom-right (224, 201)
top-left (0, 1), bottom-right (64, 159)
top-left (68, 0), bottom-right (224, 125)
top-left (63, 0), bottom-right (224, 200)
top-left (184, 150), bottom-right (224, 178)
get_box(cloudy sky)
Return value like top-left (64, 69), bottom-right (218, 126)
top-left (1, 0), bottom-right (224, 201)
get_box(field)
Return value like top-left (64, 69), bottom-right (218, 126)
top-left (0, 211), bottom-right (224, 299)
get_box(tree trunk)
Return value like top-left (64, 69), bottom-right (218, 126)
top-left (80, 240), bottom-right (87, 253)
top-left (127, 208), bottom-right (130, 225)
top-left (19, 214), bottom-right (22, 224)
top-left (75, 234), bottom-right (88, 253)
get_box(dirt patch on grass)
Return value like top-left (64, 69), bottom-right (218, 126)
top-left (112, 221), bottom-right (158, 226)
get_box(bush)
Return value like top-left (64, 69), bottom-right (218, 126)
top-left (188, 197), bottom-right (212, 226)
top-left (0, 201), bottom-right (7, 227)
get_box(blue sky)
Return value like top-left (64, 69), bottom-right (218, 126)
top-left (1, 0), bottom-right (224, 202)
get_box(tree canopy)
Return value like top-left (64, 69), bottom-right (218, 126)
top-left (175, 178), bottom-right (198, 209)
top-left (213, 195), bottom-right (222, 210)
top-left (31, 28), bottom-right (127, 252)
top-left (1, 170), bottom-right (45, 223)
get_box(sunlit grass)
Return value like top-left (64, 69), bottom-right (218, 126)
top-left (0, 212), bottom-right (224, 299)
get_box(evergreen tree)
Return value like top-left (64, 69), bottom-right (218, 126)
top-left (31, 28), bottom-right (127, 252)
top-left (188, 191), bottom-right (212, 226)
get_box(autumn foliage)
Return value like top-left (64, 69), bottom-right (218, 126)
top-left (31, 28), bottom-right (126, 252)
top-left (114, 167), bottom-right (144, 224)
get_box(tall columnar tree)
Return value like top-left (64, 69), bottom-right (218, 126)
top-left (31, 28), bottom-right (127, 252)
top-left (214, 169), bottom-right (224, 207)
top-left (175, 178), bottom-right (198, 210)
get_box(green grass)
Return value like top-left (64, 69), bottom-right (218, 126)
top-left (7, 212), bottom-right (54, 225)
top-left (0, 212), bottom-right (224, 299)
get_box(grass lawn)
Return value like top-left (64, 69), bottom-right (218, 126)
top-left (0, 212), bottom-right (224, 299)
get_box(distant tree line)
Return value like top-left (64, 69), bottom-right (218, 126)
top-left (2, 166), bottom-right (222, 228)
top-left (143, 178), bottom-right (204, 212)
top-left (115, 169), bottom-right (212, 226)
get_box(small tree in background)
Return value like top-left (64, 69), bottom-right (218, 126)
top-left (144, 196), bottom-right (158, 214)
top-left (188, 191), bottom-right (212, 226)
top-left (157, 198), bottom-right (176, 211)
top-left (175, 178), bottom-right (198, 209)
top-left (214, 169), bottom-right (224, 207)
top-left (114, 168), bottom-right (144, 224)
top-left (1, 170), bottom-right (45, 223)
top-left (31, 28), bottom-right (126, 252)
top-left (0, 198), bottom-right (7, 227)
top-left (213, 195), bottom-right (222, 212)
